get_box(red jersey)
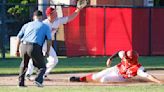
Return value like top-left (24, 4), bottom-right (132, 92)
top-left (117, 58), bottom-right (141, 79)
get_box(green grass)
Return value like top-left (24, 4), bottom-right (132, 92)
top-left (0, 56), bottom-right (164, 75)
top-left (0, 85), bottom-right (163, 92)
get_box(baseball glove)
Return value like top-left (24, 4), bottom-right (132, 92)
top-left (77, 0), bottom-right (88, 9)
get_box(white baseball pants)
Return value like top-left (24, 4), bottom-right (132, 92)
top-left (92, 66), bottom-right (125, 83)
top-left (26, 41), bottom-right (58, 76)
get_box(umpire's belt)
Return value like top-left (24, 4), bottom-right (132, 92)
top-left (22, 41), bottom-right (34, 45)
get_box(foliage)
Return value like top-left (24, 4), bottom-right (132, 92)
top-left (7, 0), bottom-right (37, 21)
top-left (154, 0), bottom-right (160, 6)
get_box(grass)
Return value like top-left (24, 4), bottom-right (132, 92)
top-left (0, 85), bottom-right (163, 92)
top-left (0, 56), bottom-right (164, 75)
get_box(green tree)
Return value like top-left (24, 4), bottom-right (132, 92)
top-left (7, 0), bottom-right (37, 21)
top-left (154, 0), bottom-right (160, 6)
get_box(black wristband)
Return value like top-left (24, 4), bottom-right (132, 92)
top-left (109, 51), bottom-right (119, 60)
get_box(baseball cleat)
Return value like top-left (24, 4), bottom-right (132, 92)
top-left (25, 74), bottom-right (34, 81)
top-left (43, 75), bottom-right (52, 81)
top-left (69, 76), bottom-right (80, 82)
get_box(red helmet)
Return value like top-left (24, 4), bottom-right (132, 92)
top-left (125, 50), bottom-right (139, 61)
top-left (46, 7), bottom-right (55, 16)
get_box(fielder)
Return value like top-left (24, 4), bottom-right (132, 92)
top-left (25, 0), bottom-right (87, 80)
top-left (70, 50), bottom-right (162, 84)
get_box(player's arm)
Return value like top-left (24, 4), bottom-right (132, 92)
top-left (45, 40), bottom-right (52, 57)
top-left (106, 51), bottom-right (124, 67)
top-left (67, 0), bottom-right (87, 22)
top-left (53, 9), bottom-right (81, 27)
top-left (146, 74), bottom-right (162, 84)
top-left (137, 67), bottom-right (162, 84)
top-left (67, 8), bottom-right (81, 22)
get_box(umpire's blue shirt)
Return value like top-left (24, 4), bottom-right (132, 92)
top-left (17, 20), bottom-right (51, 46)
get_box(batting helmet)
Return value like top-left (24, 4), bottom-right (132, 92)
top-left (125, 50), bottom-right (139, 63)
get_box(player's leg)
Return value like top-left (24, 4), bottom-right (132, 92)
top-left (70, 66), bottom-right (117, 82)
top-left (42, 41), bottom-right (58, 78)
top-left (70, 74), bottom-right (93, 82)
top-left (100, 74), bottom-right (125, 83)
top-left (44, 46), bottom-right (58, 78)
top-left (25, 59), bottom-right (35, 78)
top-left (93, 66), bottom-right (126, 83)
top-left (99, 69), bottom-right (125, 83)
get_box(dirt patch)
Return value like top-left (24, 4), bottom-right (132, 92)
top-left (0, 70), bottom-right (164, 86)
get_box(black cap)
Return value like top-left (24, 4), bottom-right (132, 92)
top-left (33, 10), bottom-right (43, 17)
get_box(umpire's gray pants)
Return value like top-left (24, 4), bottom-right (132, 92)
top-left (19, 42), bottom-right (46, 85)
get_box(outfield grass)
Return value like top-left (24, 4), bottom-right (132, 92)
top-left (0, 56), bottom-right (164, 75)
top-left (0, 85), bottom-right (163, 92)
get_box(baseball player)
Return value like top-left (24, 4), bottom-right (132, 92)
top-left (70, 50), bottom-right (162, 84)
top-left (25, 0), bottom-right (87, 80)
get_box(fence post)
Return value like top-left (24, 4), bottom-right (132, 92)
top-left (104, 6), bottom-right (106, 56)
top-left (148, 7), bottom-right (152, 56)
top-left (38, 0), bottom-right (49, 19)
top-left (0, 0), bottom-right (6, 59)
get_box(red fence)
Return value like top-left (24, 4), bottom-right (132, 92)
top-left (151, 8), bottom-right (164, 55)
top-left (105, 8), bottom-right (133, 55)
top-left (64, 7), bottom-right (164, 56)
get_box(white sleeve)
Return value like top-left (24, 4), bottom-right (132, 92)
top-left (57, 16), bottom-right (69, 25)
top-left (137, 66), bottom-right (149, 78)
top-left (118, 51), bottom-right (125, 59)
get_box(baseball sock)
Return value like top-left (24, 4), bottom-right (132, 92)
top-left (80, 74), bottom-right (93, 82)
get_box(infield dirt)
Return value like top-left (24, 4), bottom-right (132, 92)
top-left (0, 70), bottom-right (164, 86)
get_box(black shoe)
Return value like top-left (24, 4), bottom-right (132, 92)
top-left (18, 85), bottom-right (27, 87)
top-left (18, 83), bottom-right (27, 87)
top-left (70, 76), bottom-right (80, 82)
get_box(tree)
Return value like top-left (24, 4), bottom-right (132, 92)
top-left (7, 0), bottom-right (37, 21)
top-left (154, 0), bottom-right (164, 6)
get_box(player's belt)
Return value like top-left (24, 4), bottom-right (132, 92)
top-left (22, 41), bottom-right (34, 45)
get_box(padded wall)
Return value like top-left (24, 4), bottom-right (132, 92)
top-left (151, 8), bottom-right (164, 55)
top-left (64, 7), bottom-right (164, 56)
top-left (105, 8), bottom-right (133, 55)
top-left (132, 8), bottom-right (149, 55)
top-left (64, 7), bottom-right (104, 56)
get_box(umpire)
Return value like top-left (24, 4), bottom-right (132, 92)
top-left (15, 10), bottom-right (52, 87)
